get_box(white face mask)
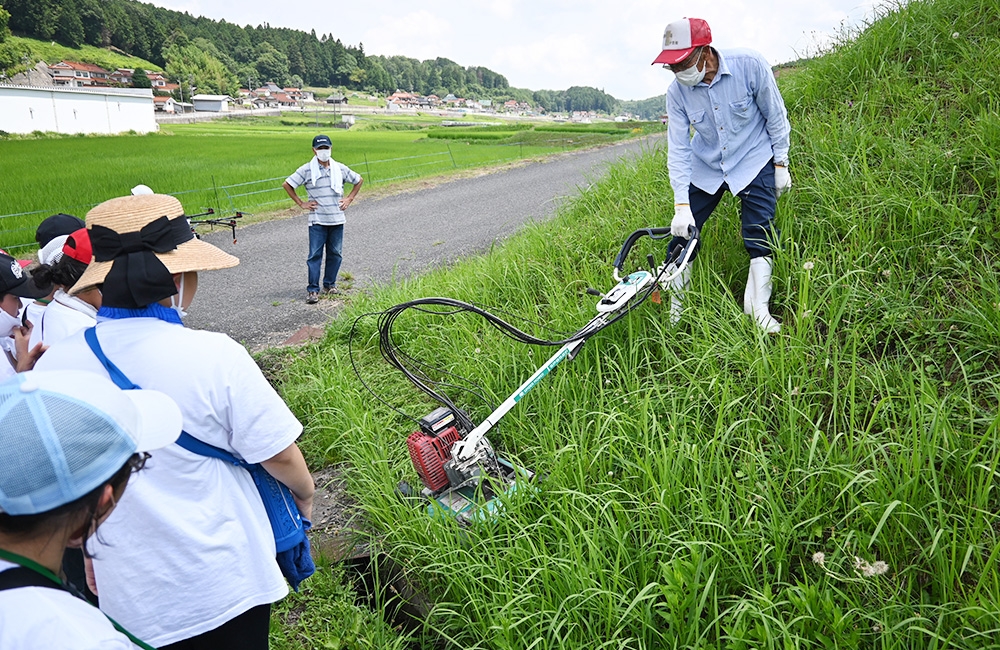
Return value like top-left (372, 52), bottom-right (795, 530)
top-left (674, 48), bottom-right (706, 86)
top-left (0, 309), bottom-right (20, 338)
top-left (315, 148), bottom-right (332, 163)
top-left (169, 273), bottom-right (188, 319)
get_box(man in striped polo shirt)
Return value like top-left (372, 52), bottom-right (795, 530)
top-left (283, 134), bottom-right (364, 304)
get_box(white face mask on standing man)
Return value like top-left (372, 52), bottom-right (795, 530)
top-left (673, 47), bottom-right (707, 86)
top-left (314, 148), bottom-right (332, 163)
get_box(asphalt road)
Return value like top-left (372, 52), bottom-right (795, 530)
top-left (186, 133), bottom-right (666, 350)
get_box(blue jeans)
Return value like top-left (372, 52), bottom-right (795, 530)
top-left (669, 160), bottom-right (779, 261)
top-left (307, 224), bottom-right (344, 292)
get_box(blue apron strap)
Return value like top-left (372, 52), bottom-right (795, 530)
top-left (174, 432), bottom-right (243, 466)
top-left (84, 327), bottom-right (241, 466)
top-left (84, 327), bottom-right (139, 390)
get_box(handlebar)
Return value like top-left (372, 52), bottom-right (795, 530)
top-left (613, 226), bottom-right (699, 278)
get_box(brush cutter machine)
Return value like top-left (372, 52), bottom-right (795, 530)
top-left (356, 226), bottom-right (699, 525)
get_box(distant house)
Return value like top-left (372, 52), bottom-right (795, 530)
top-left (146, 72), bottom-right (168, 88)
top-left (283, 87), bottom-right (313, 101)
top-left (387, 92), bottom-right (419, 108)
top-left (111, 68), bottom-right (134, 85)
top-left (48, 61), bottom-right (111, 88)
top-left (326, 94), bottom-right (347, 105)
top-left (273, 93), bottom-right (298, 107)
top-left (153, 95), bottom-right (177, 113)
top-left (191, 94), bottom-right (230, 112)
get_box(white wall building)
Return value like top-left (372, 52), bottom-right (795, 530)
top-left (0, 84), bottom-right (156, 135)
top-left (191, 94), bottom-right (230, 112)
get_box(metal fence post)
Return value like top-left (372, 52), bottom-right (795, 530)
top-left (448, 144), bottom-right (456, 168)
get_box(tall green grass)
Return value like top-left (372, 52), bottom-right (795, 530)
top-left (277, 0), bottom-right (999, 645)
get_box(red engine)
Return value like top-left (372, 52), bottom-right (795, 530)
top-left (407, 425), bottom-right (461, 492)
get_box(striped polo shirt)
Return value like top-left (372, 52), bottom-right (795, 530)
top-left (285, 159), bottom-right (362, 226)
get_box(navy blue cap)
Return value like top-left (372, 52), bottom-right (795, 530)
top-left (35, 213), bottom-right (85, 247)
top-left (312, 134), bottom-right (332, 148)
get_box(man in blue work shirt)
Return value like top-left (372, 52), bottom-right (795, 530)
top-left (653, 17), bottom-right (791, 333)
top-left (283, 134), bottom-right (364, 304)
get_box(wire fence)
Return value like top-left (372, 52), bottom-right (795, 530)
top-left (0, 133), bottom-right (625, 253)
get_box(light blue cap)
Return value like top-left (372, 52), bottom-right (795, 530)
top-left (0, 370), bottom-right (182, 516)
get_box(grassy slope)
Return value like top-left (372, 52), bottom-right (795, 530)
top-left (275, 0), bottom-right (1000, 646)
top-left (5, 35), bottom-right (163, 74)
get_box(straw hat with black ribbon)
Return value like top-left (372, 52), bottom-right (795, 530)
top-left (71, 194), bottom-right (238, 309)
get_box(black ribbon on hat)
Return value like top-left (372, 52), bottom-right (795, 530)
top-left (90, 215), bottom-right (194, 309)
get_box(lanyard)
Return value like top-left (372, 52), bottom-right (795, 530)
top-left (0, 548), bottom-right (157, 650)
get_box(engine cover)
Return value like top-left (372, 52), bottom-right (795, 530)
top-left (406, 426), bottom-right (461, 492)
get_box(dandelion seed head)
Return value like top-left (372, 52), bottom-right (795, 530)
top-left (882, 269), bottom-right (892, 278)
top-left (812, 552), bottom-right (826, 566)
top-left (474, 348), bottom-right (481, 354)
top-left (952, 31), bottom-right (960, 38)
top-left (803, 261), bottom-right (815, 271)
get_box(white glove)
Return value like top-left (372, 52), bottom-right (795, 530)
top-left (774, 163), bottom-right (792, 198)
top-left (671, 204), bottom-right (695, 238)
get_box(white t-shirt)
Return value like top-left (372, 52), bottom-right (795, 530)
top-left (0, 560), bottom-right (139, 649)
top-left (23, 300), bottom-right (46, 331)
top-left (31, 289), bottom-right (97, 349)
top-left (36, 318), bottom-right (303, 646)
top-left (0, 337), bottom-right (15, 381)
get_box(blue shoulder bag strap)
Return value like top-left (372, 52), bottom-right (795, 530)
top-left (82, 327), bottom-right (313, 580)
top-left (84, 328), bottom-right (240, 465)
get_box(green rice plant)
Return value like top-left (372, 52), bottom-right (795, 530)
top-left (425, 130), bottom-right (513, 141)
top-left (0, 115), bottom-right (649, 253)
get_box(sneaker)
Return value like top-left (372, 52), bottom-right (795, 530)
top-left (306, 291), bottom-right (319, 304)
top-left (324, 286), bottom-right (343, 295)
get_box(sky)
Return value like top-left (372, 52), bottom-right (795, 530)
top-left (150, 0), bottom-right (888, 101)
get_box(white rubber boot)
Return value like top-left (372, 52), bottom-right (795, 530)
top-left (668, 265), bottom-right (691, 325)
top-left (744, 257), bottom-right (781, 333)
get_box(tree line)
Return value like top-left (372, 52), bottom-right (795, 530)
top-left (0, 0), bottom-right (629, 114)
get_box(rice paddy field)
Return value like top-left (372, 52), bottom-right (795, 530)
top-left (267, 0), bottom-right (1000, 647)
top-left (0, 115), bottom-right (656, 253)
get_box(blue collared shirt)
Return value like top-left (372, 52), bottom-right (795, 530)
top-left (666, 47), bottom-right (790, 204)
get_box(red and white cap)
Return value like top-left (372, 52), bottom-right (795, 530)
top-left (652, 18), bottom-right (712, 66)
top-left (62, 228), bottom-right (93, 265)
